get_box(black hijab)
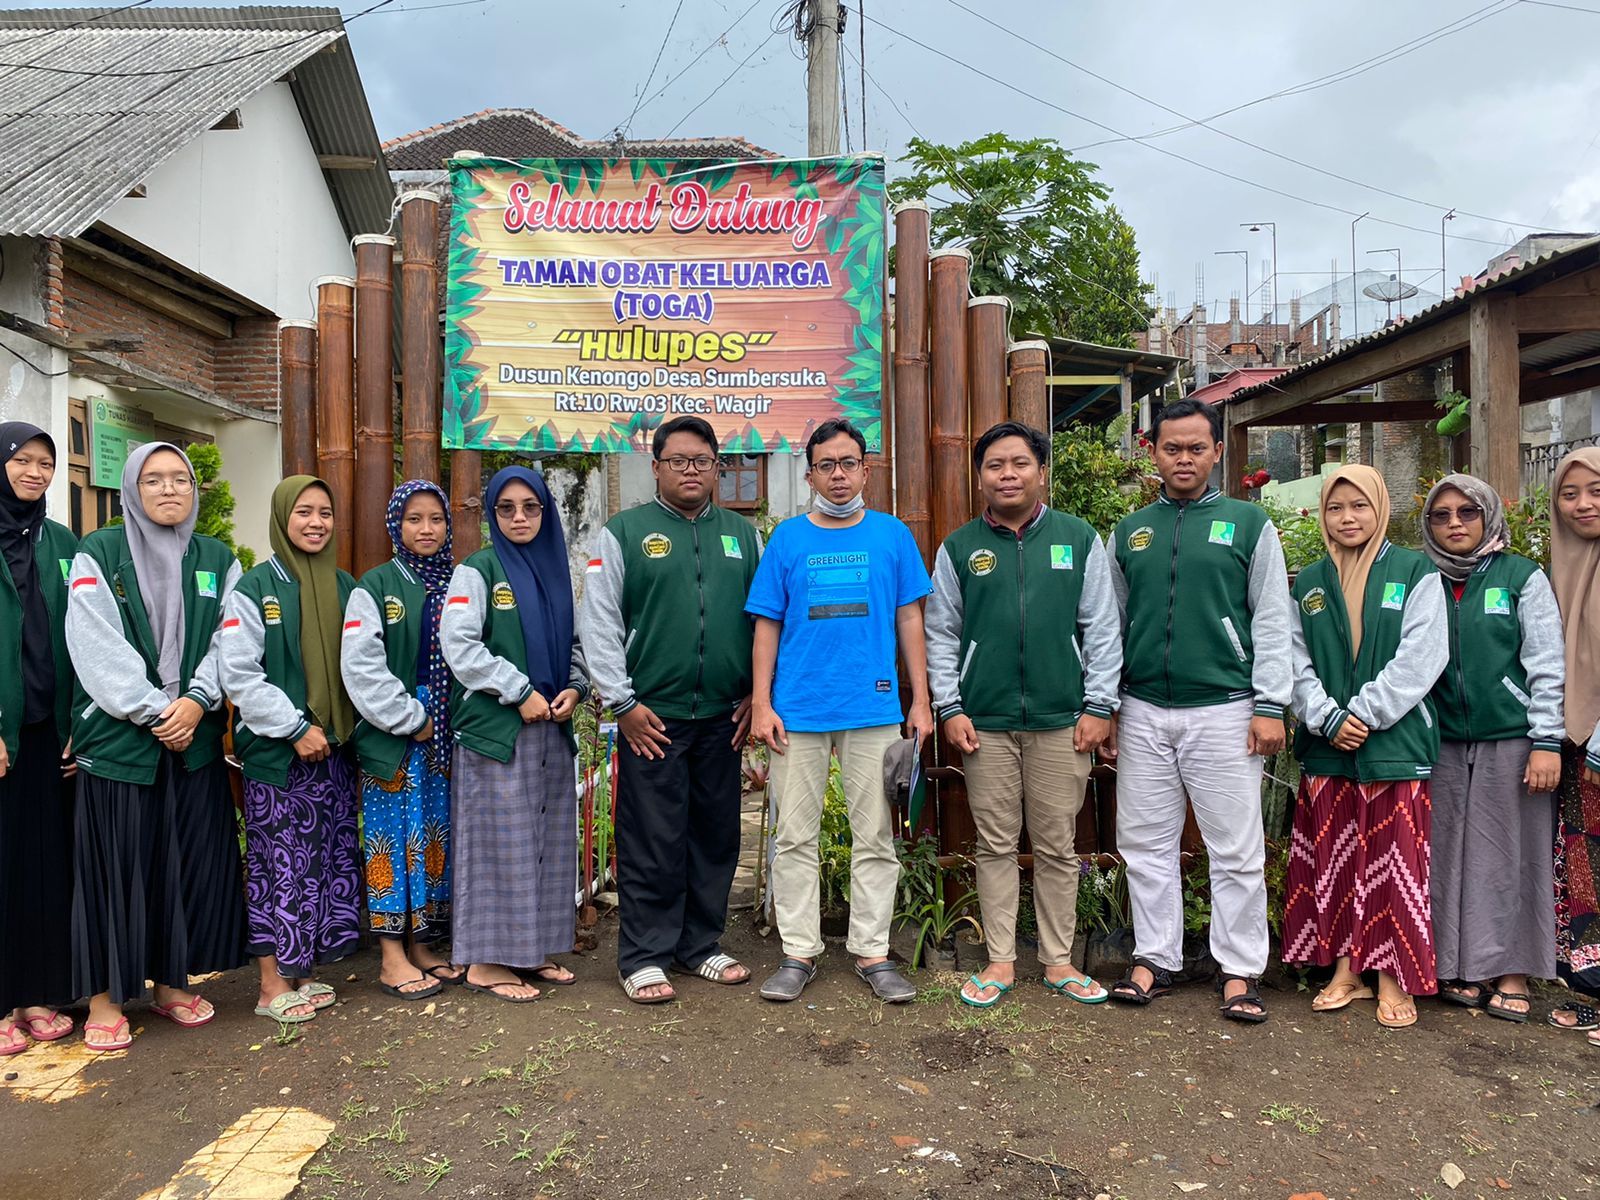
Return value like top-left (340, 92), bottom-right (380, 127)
top-left (0, 422), bottom-right (57, 722)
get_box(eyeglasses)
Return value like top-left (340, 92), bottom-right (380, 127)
top-left (660, 455), bottom-right (716, 474)
top-left (1426, 505), bottom-right (1483, 526)
top-left (494, 500), bottom-right (544, 518)
top-left (811, 456), bottom-right (863, 476)
top-left (138, 474), bottom-right (194, 494)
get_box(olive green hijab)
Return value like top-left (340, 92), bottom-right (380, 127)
top-left (270, 476), bottom-right (354, 742)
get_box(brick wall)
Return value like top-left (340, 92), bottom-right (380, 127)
top-left (62, 269), bottom-right (278, 411)
top-left (38, 238), bottom-right (64, 329)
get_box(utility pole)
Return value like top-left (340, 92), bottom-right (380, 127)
top-left (806, 0), bottom-right (842, 156)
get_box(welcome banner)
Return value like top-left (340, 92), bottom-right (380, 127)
top-left (443, 156), bottom-right (886, 454)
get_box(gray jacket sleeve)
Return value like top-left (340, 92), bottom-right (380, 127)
top-left (1104, 529), bottom-right (1129, 628)
top-left (1516, 569), bottom-right (1566, 750)
top-left (64, 551), bottom-right (169, 726)
top-left (185, 558), bottom-right (243, 712)
top-left (566, 638), bottom-right (590, 700)
top-left (341, 588), bottom-right (426, 736)
top-left (1246, 524), bottom-right (1294, 719)
top-left (1348, 572), bottom-right (1449, 731)
top-left (925, 544), bottom-right (964, 720)
top-left (217, 588), bottom-right (311, 741)
top-left (439, 565), bottom-right (531, 705)
top-left (1078, 536), bottom-right (1122, 718)
top-left (1290, 612), bottom-right (1347, 738)
top-left (576, 528), bottom-right (636, 715)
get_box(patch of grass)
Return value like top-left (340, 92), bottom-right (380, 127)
top-left (304, 1164), bottom-right (347, 1185)
top-left (360, 1037), bottom-right (402, 1070)
top-left (535, 1131), bottom-right (578, 1174)
top-left (421, 1154), bottom-right (452, 1191)
top-left (482, 1127), bottom-right (511, 1150)
top-left (497, 1102), bottom-right (524, 1118)
top-left (1260, 1102), bottom-right (1322, 1134)
top-left (478, 1065), bottom-right (514, 1084)
top-left (377, 1155), bottom-right (415, 1184)
top-left (943, 1003), bottom-right (1029, 1036)
top-left (272, 1020), bottom-right (301, 1047)
top-left (340, 1100), bottom-right (377, 1123)
top-left (470, 1036), bottom-right (499, 1057)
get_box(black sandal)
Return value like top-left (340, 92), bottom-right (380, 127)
top-left (1548, 1001), bottom-right (1599, 1031)
top-left (1485, 988), bottom-right (1532, 1024)
top-left (1439, 979), bottom-right (1486, 1009)
top-left (1109, 957), bottom-right (1173, 1006)
top-left (1217, 973), bottom-right (1268, 1024)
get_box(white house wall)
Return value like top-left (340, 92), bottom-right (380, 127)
top-left (0, 235), bottom-right (71, 518)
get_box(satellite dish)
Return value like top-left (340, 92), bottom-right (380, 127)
top-left (1362, 279), bottom-right (1419, 302)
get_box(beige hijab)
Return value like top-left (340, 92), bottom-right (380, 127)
top-left (1550, 447), bottom-right (1600, 742)
top-left (1320, 464), bottom-right (1391, 657)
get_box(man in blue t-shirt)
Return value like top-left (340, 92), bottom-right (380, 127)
top-left (747, 419), bottom-right (934, 1004)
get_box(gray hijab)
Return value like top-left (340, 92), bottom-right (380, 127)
top-left (1421, 472), bottom-right (1509, 581)
top-left (122, 442), bottom-right (198, 700)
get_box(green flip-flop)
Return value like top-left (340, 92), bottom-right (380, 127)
top-left (959, 974), bottom-right (1013, 1008)
top-left (1043, 972), bottom-right (1109, 1004)
top-left (254, 990), bottom-right (316, 1023)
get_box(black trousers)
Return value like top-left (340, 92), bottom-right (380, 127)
top-left (615, 714), bottom-right (742, 976)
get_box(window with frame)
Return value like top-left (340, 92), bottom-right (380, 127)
top-left (717, 453), bottom-right (766, 513)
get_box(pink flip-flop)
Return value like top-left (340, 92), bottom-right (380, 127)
top-left (83, 1017), bottom-right (132, 1052)
top-left (21, 1010), bottom-right (74, 1042)
top-left (150, 995), bottom-right (213, 1029)
top-left (0, 1023), bottom-right (27, 1056)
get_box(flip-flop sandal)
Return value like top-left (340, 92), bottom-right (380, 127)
top-left (20, 1010), bottom-right (75, 1042)
top-left (1548, 1002), bottom-right (1599, 1031)
top-left (759, 958), bottom-right (816, 1003)
top-left (526, 962), bottom-right (577, 986)
top-left (422, 964), bottom-right (466, 985)
top-left (1217, 974), bottom-right (1269, 1024)
top-left (379, 974), bottom-right (443, 1001)
top-left (150, 995), bottom-right (214, 1029)
top-left (1485, 988), bottom-right (1532, 1024)
top-left (255, 991), bottom-right (316, 1023)
top-left (621, 966), bottom-right (677, 1005)
top-left (1311, 981), bottom-right (1376, 1011)
top-left (1376, 996), bottom-right (1418, 1029)
top-left (83, 1017), bottom-right (133, 1051)
top-left (295, 981), bottom-right (338, 1010)
top-left (855, 961), bottom-right (917, 1003)
top-left (464, 978), bottom-right (541, 1004)
top-left (671, 953), bottom-right (750, 985)
top-left (1109, 957), bottom-right (1173, 1006)
top-left (1043, 972), bottom-right (1109, 1004)
top-left (1438, 980), bottom-right (1487, 1009)
top-left (960, 975), bottom-right (1013, 1008)
top-left (1589, 1028), bottom-right (1600, 1050)
top-left (0, 1024), bottom-right (27, 1056)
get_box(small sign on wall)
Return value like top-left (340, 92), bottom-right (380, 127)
top-left (88, 397), bottom-right (156, 488)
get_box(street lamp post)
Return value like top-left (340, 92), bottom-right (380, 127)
top-left (1441, 208), bottom-right (1456, 301)
top-left (1242, 221), bottom-right (1277, 329)
top-left (1350, 212), bottom-right (1370, 337)
top-left (1368, 247), bottom-right (1403, 321)
top-left (1214, 250), bottom-right (1247, 331)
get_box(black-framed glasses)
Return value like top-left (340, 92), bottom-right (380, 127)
top-left (494, 500), bottom-right (544, 518)
top-left (1427, 505), bottom-right (1483, 526)
top-left (811, 456), bottom-right (862, 476)
top-left (660, 455), bottom-right (716, 474)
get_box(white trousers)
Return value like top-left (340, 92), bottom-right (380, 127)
top-left (769, 726), bottom-right (902, 959)
top-left (1115, 695), bottom-right (1269, 977)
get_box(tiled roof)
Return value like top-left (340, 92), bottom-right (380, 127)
top-left (382, 107), bottom-right (774, 170)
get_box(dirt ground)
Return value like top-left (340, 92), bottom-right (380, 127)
top-left (4, 912), bottom-right (1598, 1200)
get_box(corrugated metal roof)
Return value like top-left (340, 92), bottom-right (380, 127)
top-left (0, 7), bottom-right (391, 238)
top-left (1226, 235), bottom-right (1600, 404)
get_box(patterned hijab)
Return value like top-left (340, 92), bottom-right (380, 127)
top-left (1550, 447), bottom-right (1600, 743)
top-left (386, 480), bottom-right (453, 773)
top-left (270, 476), bottom-right (355, 743)
top-left (1319, 464), bottom-right (1391, 658)
top-left (1421, 473), bottom-right (1509, 582)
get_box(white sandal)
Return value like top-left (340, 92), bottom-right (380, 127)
top-left (675, 953), bottom-right (749, 985)
top-left (619, 966), bottom-right (676, 1005)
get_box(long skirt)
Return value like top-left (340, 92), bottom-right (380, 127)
top-left (1555, 739), bottom-right (1600, 996)
top-left (243, 750), bottom-right (361, 979)
top-left (71, 754), bottom-right (195, 1004)
top-left (362, 740), bottom-right (451, 941)
top-left (0, 720), bottom-right (75, 1012)
top-left (1283, 773), bottom-right (1437, 996)
top-left (175, 755), bottom-right (247, 976)
top-left (452, 722), bottom-right (574, 968)
top-left (1431, 738), bottom-right (1557, 981)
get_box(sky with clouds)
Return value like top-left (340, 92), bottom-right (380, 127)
top-left (18, 0), bottom-right (1600, 323)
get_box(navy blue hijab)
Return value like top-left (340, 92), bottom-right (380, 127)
top-left (485, 466), bottom-right (573, 701)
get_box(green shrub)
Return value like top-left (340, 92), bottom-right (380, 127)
top-left (1050, 418), bottom-right (1154, 535)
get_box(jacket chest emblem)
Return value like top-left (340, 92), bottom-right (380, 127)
top-left (1301, 586), bottom-right (1327, 616)
top-left (262, 594), bottom-right (282, 625)
top-left (490, 582), bottom-right (517, 611)
top-left (195, 570), bottom-right (218, 599)
top-left (58, 558), bottom-right (71, 581)
top-left (1483, 586), bottom-right (1511, 615)
top-left (1381, 581), bottom-right (1407, 610)
top-left (1208, 520), bottom-right (1236, 546)
top-left (641, 532), bottom-right (672, 559)
top-left (967, 548), bottom-right (998, 576)
top-left (1050, 544), bottom-right (1074, 570)
top-left (383, 595), bottom-right (406, 624)
top-left (1127, 526), bottom-right (1154, 552)
top-left (720, 534), bottom-right (743, 559)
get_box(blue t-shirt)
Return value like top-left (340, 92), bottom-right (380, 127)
top-left (745, 510), bottom-right (932, 732)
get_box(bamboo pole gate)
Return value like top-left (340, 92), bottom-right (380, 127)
top-left (966, 296), bottom-right (1009, 512)
top-left (399, 191), bottom-right (441, 485)
top-left (277, 319), bottom-right (317, 477)
top-left (312, 275), bottom-right (356, 574)
top-left (353, 235), bottom-right (396, 577)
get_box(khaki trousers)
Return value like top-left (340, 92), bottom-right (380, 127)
top-left (964, 726), bottom-right (1091, 966)
top-left (770, 725), bottom-right (902, 959)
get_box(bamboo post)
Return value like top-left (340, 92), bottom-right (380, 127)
top-left (450, 451), bottom-right (483, 558)
top-left (891, 202), bottom-right (932, 562)
top-left (399, 190), bottom-right (441, 484)
top-left (966, 296), bottom-right (1009, 512)
top-left (278, 319), bottom-right (318, 477)
top-left (1006, 339), bottom-right (1049, 432)
top-left (353, 235), bottom-right (396, 576)
top-left (313, 275), bottom-right (356, 573)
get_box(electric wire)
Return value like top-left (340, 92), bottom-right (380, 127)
top-left (662, 26), bottom-right (782, 140)
top-left (617, 0), bottom-right (685, 139)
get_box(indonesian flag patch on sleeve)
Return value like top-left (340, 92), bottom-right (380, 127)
top-left (343, 619), bottom-right (362, 635)
top-left (446, 595), bottom-right (469, 606)
top-left (70, 575), bottom-right (98, 591)
top-left (586, 558), bottom-right (603, 574)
